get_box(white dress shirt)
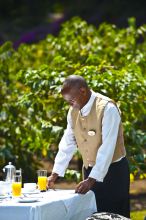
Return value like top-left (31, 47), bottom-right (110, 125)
top-left (52, 91), bottom-right (124, 182)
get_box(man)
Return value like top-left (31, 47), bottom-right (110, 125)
top-left (47, 75), bottom-right (130, 218)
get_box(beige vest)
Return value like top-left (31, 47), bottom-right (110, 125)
top-left (71, 93), bottom-right (126, 168)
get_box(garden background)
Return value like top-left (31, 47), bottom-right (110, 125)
top-left (0, 1), bottom-right (146, 219)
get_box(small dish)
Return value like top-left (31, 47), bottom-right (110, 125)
top-left (0, 195), bottom-right (7, 199)
top-left (22, 189), bottom-right (40, 194)
top-left (18, 198), bottom-right (39, 203)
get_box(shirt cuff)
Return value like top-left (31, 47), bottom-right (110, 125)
top-left (88, 168), bottom-right (104, 182)
top-left (52, 164), bottom-right (66, 177)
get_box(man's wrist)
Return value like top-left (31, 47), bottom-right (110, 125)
top-left (51, 172), bottom-right (59, 181)
top-left (87, 177), bottom-right (96, 187)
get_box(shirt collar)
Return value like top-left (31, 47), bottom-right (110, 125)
top-left (80, 90), bottom-right (97, 115)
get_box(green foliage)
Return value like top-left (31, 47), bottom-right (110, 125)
top-left (0, 17), bottom-right (146, 181)
top-left (65, 169), bottom-right (81, 182)
top-left (130, 210), bottom-right (146, 220)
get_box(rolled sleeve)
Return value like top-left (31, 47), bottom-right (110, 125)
top-left (52, 110), bottom-right (77, 176)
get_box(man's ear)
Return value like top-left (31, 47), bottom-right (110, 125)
top-left (79, 87), bottom-right (86, 95)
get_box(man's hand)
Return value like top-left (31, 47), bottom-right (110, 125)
top-left (47, 173), bottom-right (58, 190)
top-left (75, 177), bottom-right (96, 194)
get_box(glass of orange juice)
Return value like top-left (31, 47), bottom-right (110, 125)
top-left (37, 170), bottom-right (47, 192)
top-left (12, 175), bottom-right (22, 197)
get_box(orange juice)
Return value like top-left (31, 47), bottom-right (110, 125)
top-left (38, 176), bottom-right (47, 191)
top-left (12, 182), bottom-right (22, 196)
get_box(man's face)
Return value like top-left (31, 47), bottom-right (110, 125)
top-left (62, 87), bottom-right (86, 110)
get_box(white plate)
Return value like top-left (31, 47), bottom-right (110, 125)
top-left (18, 198), bottom-right (39, 203)
top-left (0, 195), bottom-right (7, 199)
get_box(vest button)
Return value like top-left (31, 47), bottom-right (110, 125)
top-left (84, 139), bottom-right (87, 142)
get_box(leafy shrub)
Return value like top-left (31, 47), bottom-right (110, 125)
top-left (0, 17), bottom-right (146, 181)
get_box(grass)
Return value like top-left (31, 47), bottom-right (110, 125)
top-left (130, 210), bottom-right (146, 220)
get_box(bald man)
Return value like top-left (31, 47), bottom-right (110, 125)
top-left (47, 75), bottom-right (130, 218)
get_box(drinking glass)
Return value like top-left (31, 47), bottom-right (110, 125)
top-left (15, 169), bottom-right (22, 176)
top-left (37, 170), bottom-right (47, 192)
top-left (12, 175), bottom-right (22, 197)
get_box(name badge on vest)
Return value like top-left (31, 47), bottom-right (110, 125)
top-left (88, 130), bottom-right (96, 136)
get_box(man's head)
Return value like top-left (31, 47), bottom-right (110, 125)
top-left (61, 75), bottom-right (91, 110)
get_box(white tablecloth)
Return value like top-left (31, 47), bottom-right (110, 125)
top-left (0, 190), bottom-right (97, 220)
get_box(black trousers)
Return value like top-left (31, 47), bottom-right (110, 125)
top-left (84, 157), bottom-right (130, 218)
